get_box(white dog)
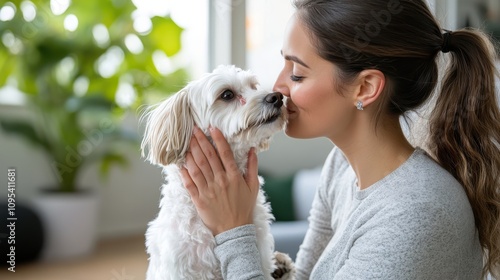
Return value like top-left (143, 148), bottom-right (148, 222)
top-left (141, 65), bottom-right (295, 280)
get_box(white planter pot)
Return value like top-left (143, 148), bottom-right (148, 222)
top-left (31, 191), bottom-right (100, 261)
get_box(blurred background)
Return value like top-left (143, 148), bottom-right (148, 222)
top-left (0, 0), bottom-right (498, 279)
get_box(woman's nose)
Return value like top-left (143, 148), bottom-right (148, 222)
top-left (272, 69), bottom-right (290, 97)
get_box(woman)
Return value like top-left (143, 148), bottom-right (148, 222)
top-left (181, 0), bottom-right (500, 279)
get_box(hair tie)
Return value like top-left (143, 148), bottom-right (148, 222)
top-left (441, 31), bottom-right (452, 53)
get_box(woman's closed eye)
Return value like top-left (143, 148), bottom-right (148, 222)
top-left (290, 75), bottom-right (304, 82)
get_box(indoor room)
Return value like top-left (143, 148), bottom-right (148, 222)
top-left (0, 0), bottom-right (498, 279)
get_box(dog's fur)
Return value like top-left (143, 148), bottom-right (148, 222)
top-left (141, 65), bottom-right (295, 279)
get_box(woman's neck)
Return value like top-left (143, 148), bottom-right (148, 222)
top-left (335, 117), bottom-right (415, 190)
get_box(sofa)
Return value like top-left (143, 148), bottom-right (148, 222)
top-left (261, 167), bottom-right (322, 261)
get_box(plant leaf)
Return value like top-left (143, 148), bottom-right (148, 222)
top-left (0, 50), bottom-right (14, 86)
top-left (99, 152), bottom-right (129, 180)
top-left (0, 119), bottom-right (52, 153)
top-left (149, 17), bottom-right (184, 57)
top-left (87, 75), bottom-right (120, 101)
top-left (65, 95), bottom-right (115, 113)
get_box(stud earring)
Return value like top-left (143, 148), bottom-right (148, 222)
top-left (356, 101), bottom-right (364, 111)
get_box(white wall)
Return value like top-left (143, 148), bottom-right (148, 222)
top-left (435, 0), bottom-right (460, 30)
top-left (259, 132), bottom-right (332, 176)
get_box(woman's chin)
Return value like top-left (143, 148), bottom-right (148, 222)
top-left (284, 122), bottom-right (304, 139)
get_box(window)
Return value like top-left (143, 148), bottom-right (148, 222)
top-left (246, 0), bottom-right (294, 89)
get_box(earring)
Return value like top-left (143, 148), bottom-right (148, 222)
top-left (356, 101), bottom-right (364, 111)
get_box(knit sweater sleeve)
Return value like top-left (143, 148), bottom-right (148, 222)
top-left (294, 149), bottom-right (337, 279)
top-left (214, 224), bottom-right (266, 280)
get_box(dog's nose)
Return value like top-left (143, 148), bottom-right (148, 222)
top-left (264, 92), bottom-right (283, 108)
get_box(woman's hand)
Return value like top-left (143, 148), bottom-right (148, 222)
top-left (181, 126), bottom-right (260, 236)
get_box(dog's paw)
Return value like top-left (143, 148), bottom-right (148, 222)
top-left (271, 251), bottom-right (295, 280)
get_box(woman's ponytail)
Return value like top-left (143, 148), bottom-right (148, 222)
top-left (429, 29), bottom-right (500, 278)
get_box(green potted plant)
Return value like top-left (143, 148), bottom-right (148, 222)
top-left (0, 0), bottom-right (188, 260)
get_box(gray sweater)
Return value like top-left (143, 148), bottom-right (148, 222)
top-left (214, 147), bottom-right (484, 279)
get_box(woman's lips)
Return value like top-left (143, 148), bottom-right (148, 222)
top-left (285, 101), bottom-right (297, 118)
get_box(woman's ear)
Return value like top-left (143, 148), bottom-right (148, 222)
top-left (140, 89), bottom-right (194, 166)
top-left (352, 69), bottom-right (386, 109)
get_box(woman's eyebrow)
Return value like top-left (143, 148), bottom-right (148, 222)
top-left (280, 50), bottom-right (310, 69)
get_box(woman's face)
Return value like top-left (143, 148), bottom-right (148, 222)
top-left (273, 14), bottom-right (357, 140)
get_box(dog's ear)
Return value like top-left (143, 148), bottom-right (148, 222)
top-left (141, 89), bottom-right (194, 166)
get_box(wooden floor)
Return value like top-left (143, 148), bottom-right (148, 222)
top-left (0, 235), bottom-right (148, 280)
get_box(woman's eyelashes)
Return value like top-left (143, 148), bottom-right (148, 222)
top-left (290, 75), bottom-right (304, 82)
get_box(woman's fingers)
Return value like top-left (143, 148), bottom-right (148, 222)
top-left (209, 127), bottom-right (240, 175)
top-left (182, 126), bottom-right (259, 235)
top-left (188, 135), bottom-right (214, 183)
top-left (192, 127), bottom-right (225, 179)
top-left (180, 166), bottom-right (199, 200)
top-left (245, 147), bottom-right (260, 193)
top-left (184, 151), bottom-right (208, 190)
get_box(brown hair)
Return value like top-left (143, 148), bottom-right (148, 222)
top-left (293, 0), bottom-right (500, 277)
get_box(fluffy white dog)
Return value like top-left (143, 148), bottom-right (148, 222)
top-left (141, 65), bottom-right (295, 280)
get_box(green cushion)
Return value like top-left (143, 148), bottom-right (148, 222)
top-left (260, 172), bottom-right (295, 222)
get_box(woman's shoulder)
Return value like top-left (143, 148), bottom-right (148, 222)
top-left (398, 148), bottom-right (464, 196)
top-left (321, 146), bottom-right (472, 213)
top-left (374, 147), bottom-right (473, 219)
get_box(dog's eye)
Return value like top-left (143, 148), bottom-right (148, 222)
top-left (220, 90), bottom-right (235, 101)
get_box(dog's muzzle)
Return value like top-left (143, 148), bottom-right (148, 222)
top-left (259, 92), bottom-right (284, 125)
top-left (265, 92), bottom-right (284, 108)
